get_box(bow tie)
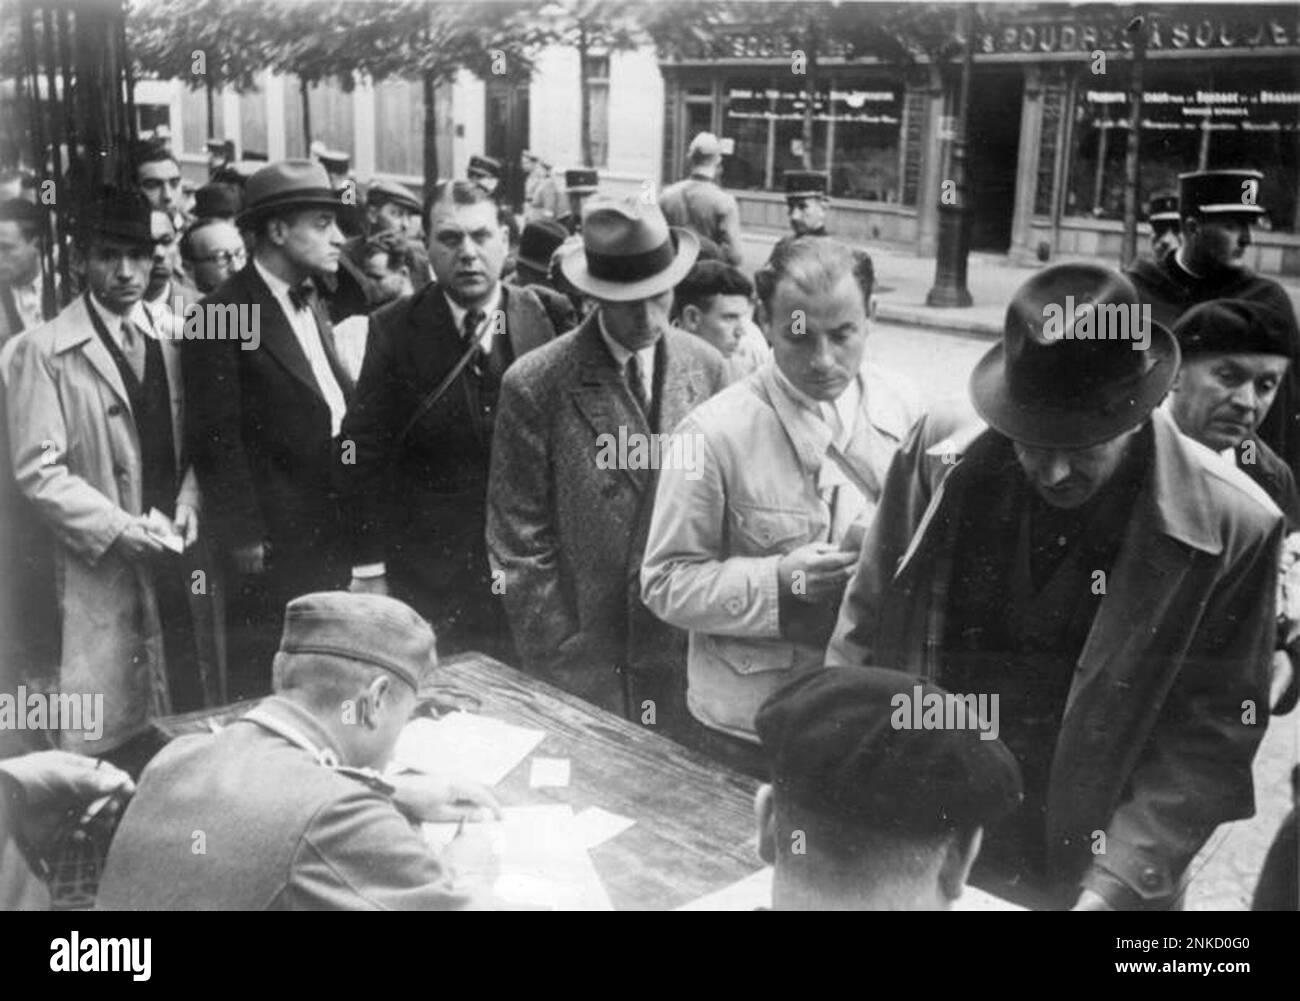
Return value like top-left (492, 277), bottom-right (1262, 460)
top-left (287, 280), bottom-right (318, 312)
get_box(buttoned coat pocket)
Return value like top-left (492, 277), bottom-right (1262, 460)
top-left (729, 504), bottom-right (814, 556)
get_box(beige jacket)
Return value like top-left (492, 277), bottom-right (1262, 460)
top-left (641, 358), bottom-right (922, 741)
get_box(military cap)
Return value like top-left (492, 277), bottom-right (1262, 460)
top-left (784, 170), bottom-right (829, 203)
top-left (755, 668), bottom-right (1023, 835)
top-left (193, 182), bottom-right (242, 220)
top-left (206, 138), bottom-right (234, 158)
top-left (565, 168), bottom-right (599, 194)
top-left (1172, 298), bottom-right (1296, 360)
top-left (1179, 169), bottom-right (1265, 217)
top-left (1146, 190), bottom-right (1180, 224)
top-left (468, 154), bottom-right (503, 179)
top-left (317, 148), bottom-right (351, 174)
top-left (366, 178), bottom-right (422, 215)
top-left (242, 149), bottom-right (269, 162)
top-left (276, 591), bottom-right (436, 692)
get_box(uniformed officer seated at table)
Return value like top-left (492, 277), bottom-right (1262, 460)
top-left (96, 592), bottom-right (501, 911)
top-left (753, 668), bottom-right (1022, 911)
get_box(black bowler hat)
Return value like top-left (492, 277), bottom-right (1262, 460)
top-left (564, 168), bottom-right (598, 194)
top-left (559, 195), bottom-right (698, 302)
top-left (194, 182), bottom-right (242, 220)
top-left (1146, 190), bottom-right (1179, 224)
top-left (969, 262), bottom-right (1179, 448)
top-left (516, 219), bottom-right (569, 275)
top-left (784, 170), bottom-right (829, 202)
top-left (1179, 169), bottom-right (1266, 217)
top-left (755, 668), bottom-right (1023, 835)
top-left (238, 160), bottom-right (341, 227)
top-left (468, 155), bottom-right (502, 179)
top-left (79, 187), bottom-right (154, 246)
top-left (1173, 299), bottom-right (1297, 361)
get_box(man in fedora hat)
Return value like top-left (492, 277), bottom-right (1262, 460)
top-left (659, 131), bottom-right (744, 268)
top-left (185, 159), bottom-right (357, 699)
top-left (342, 180), bottom-right (575, 660)
top-left (643, 237), bottom-right (922, 775)
top-left (1128, 169), bottom-right (1300, 473)
top-left (96, 591), bottom-right (500, 910)
top-left (828, 262), bottom-right (1282, 911)
top-left (487, 195), bottom-right (727, 726)
top-left (4, 187), bottom-right (222, 767)
top-left (508, 218), bottom-right (569, 293)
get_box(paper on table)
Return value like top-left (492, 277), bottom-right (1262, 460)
top-left (677, 866), bottom-right (1027, 911)
top-left (528, 757), bottom-right (571, 788)
top-left (423, 805), bottom-right (614, 911)
top-left (391, 711), bottom-right (545, 786)
top-left (572, 806), bottom-right (635, 849)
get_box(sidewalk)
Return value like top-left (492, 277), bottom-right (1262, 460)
top-left (738, 227), bottom-right (1300, 340)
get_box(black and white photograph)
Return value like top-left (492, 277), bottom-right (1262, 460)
top-left (0, 0), bottom-right (1296, 960)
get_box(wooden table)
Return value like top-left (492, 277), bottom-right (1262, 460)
top-left (157, 652), bottom-right (765, 911)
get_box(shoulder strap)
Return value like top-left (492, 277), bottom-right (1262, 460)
top-left (396, 336), bottom-right (481, 445)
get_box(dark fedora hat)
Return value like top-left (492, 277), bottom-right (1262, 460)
top-left (970, 262), bottom-right (1179, 448)
top-left (238, 159), bottom-right (341, 227)
top-left (79, 186), bottom-right (154, 246)
top-left (517, 218), bottom-right (569, 274)
top-left (559, 195), bottom-right (698, 302)
top-left (194, 181), bottom-right (243, 220)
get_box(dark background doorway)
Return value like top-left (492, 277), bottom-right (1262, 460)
top-left (965, 71), bottom-right (1024, 252)
top-left (485, 78), bottom-right (530, 213)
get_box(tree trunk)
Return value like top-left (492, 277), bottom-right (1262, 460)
top-left (578, 22), bottom-right (591, 168)
top-left (802, 18), bottom-right (817, 170)
top-left (1120, 10), bottom-right (1147, 270)
top-left (300, 76), bottom-right (313, 154)
top-left (205, 79), bottom-right (215, 140)
top-left (423, 70), bottom-right (439, 193)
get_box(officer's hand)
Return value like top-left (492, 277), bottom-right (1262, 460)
top-left (777, 543), bottom-right (857, 603)
top-left (349, 574), bottom-right (389, 597)
top-left (1071, 889), bottom-right (1115, 911)
top-left (441, 824), bottom-right (500, 892)
top-left (388, 770), bottom-right (502, 824)
top-left (111, 518), bottom-right (169, 560)
top-left (231, 541), bottom-right (265, 575)
top-left (0, 751), bottom-right (134, 852)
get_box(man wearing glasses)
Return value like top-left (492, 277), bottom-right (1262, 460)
top-left (180, 218), bottom-right (247, 294)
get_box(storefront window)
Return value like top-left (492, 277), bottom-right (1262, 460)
top-left (717, 74), bottom-right (910, 204)
top-left (1065, 61), bottom-right (1300, 233)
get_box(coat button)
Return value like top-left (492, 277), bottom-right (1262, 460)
top-left (113, 465), bottom-right (127, 478)
top-left (1139, 867), bottom-right (1162, 890)
top-left (107, 403), bottom-right (123, 417)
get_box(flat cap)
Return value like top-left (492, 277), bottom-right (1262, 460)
top-left (366, 178), bottom-right (422, 215)
top-left (1172, 298), bottom-right (1297, 360)
top-left (755, 668), bottom-right (1023, 835)
top-left (276, 591), bottom-right (436, 692)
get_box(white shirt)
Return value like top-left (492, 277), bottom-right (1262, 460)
top-left (87, 292), bottom-right (157, 359)
top-left (771, 362), bottom-right (862, 448)
top-left (598, 313), bottom-right (656, 406)
top-left (10, 272), bottom-right (45, 331)
top-left (255, 258), bottom-right (347, 436)
top-left (444, 285), bottom-right (503, 355)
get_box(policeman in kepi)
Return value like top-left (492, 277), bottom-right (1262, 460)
top-left (1146, 190), bottom-right (1181, 259)
top-left (95, 592), bottom-right (502, 910)
top-left (784, 170), bottom-right (831, 238)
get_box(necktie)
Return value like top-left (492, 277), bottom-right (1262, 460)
top-left (119, 318), bottom-right (147, 382)
top-left (462, 309), bottom-right (487, 375)
top-left (288, 279), bottom-right (316, 312)
top-left (626, 354), bottom-right (650, 417)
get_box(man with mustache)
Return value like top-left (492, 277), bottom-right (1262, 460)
top-left (829, 263), bottom-right (1282, 911)
top-left (1128, 170), bottom-right (1300, 473)
top-left (343, 180), bottom-right (575, 659)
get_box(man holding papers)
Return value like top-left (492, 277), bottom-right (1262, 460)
top-left (97, 592), bottom-right (500, 910)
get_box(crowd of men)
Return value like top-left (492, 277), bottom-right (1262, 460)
top-left (0, 129), bottom-right (1298, 911)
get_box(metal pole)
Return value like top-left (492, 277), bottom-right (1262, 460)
top-left (926, 3), bottom-right (975, 308)
top-left (1119, 9), bottom-right (1147, 270)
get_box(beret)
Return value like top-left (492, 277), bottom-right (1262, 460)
top-left (275, 591), bottom-right (436, 692)
top-left (755, 667), bottom-right (1023, 835)
top-left (1172, 298), bottom-right (1296, 360)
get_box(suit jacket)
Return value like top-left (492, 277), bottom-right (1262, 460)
top-left (96, 696), bottom-right (480, 910)
top-left (4, 294), bottom-right (215, 752)
top-left (1237, 433), bottom-right (1300, 530)
top-left (487, 314), bottom-right (728, 715)
top-left (827, 405), bottom-right (1281, 909)
top-left (658, 176), bottom-right (744, 267)
top-left (1128, 252), bottom-right (1300, 472)
top-left (185, 262), bottom-right (349, 576)
top-left (641, 359), bottom-right (923, 741)
top-left (342, 282), bottom-right (574, 604)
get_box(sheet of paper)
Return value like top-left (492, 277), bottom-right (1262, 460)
top-left (423, 805), bottom-right (614, 911)
top-left (391, 711), bottom-right (545, 787)
top-left (144, 507), bottom-right (185, 553)
top-left (572, 806), bottom-right (635, 849)
top-left (677, 866), bottom-right (1028, 911)
top-left (528, 757), bottom-right (571, 788)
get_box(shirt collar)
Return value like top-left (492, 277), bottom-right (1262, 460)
top-left (443, 284), bottom-right (503, 333)
top-left (770, 359), bottom-right (859, 439)
top-left (87, 291), bottom-right (152, 338)
top-left (254, 257), bottom-right (299, 304)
